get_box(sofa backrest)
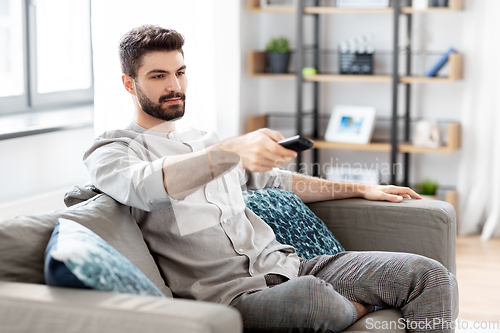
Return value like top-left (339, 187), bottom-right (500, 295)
top-left (0, 193), bottom-right (172, 297)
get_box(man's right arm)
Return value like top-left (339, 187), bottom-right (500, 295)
top-left (84, 128), bottom-right (295, 210)
top-left (84, 138), bottom-right (241, 209)
top-left (84, 139), bottom-right (170, 212)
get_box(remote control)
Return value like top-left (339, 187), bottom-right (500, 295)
top-left (278, 135), bottom-right (314, 152)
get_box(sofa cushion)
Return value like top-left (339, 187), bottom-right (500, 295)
top-left (0, 193), bottom-right (172, 297)
top-left (243, 188), bottom-right (345, 259)
top-left (45, 218), bottom-right (164, 297)
top-left (63, 182), bottom-right (102, 207)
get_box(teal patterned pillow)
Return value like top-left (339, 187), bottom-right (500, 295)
top-left (44, 218), bottom-right (164, 297)
top-left (243, 188), bottom-right (345, 259)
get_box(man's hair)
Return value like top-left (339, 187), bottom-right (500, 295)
top-left (119, 25), bottom-right (185, 78)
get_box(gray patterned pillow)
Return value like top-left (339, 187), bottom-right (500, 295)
top-left (243, 188), bottom-right (345, 259)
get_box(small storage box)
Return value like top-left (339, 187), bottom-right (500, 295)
top-left (339, 52), bottom-right (374, 75)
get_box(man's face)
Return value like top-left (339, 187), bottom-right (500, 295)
top-left (133, 50), bottom-right (187, 122)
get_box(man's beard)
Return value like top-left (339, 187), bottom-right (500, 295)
top-left (135, 84), bottom-right (186, 122)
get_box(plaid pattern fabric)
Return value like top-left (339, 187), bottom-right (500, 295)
top-left (231, 252), bottom-right (458, 333)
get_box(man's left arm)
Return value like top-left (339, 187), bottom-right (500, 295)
top-left (290, 172), bottom-right (422, 204)
top-left (210, 128), bottom-right (421, 203)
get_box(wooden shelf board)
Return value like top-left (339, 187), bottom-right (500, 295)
top-left (401, 7), bottom-right (462, 13)
top-left (314, 140), bottom-right (391, 152)
top-left (314, 136), bottom-right (460, 153)
top-left (314, 141), bottom-right (460, 153)
top-left (248, 0), bottom-right (295, 13)
top-left (398, 144), bottom-right (458, 153)
top-left (247, 116), bottom-right (460, 154)
top-left (249, 5), bottom-right (463, 14)
top-left (419, 189), bottom-right (458, 211)
top-left (250, 6), bottom-right (296, 13)
top-left (249, 51), bottom-right (463, 83)
top-left (400, 76), bottom-right (456, 83)
top-left (250, 73), bottom-right (296, 80)
top-left (304, 7), bottom-right (393, 14)
top-left (252, 74), bottom-right (460, 83)
top-left (304, 74), bottom-right (392, 83)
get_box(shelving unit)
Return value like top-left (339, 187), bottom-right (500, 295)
top-left (248, 0), bottom-right (463, 186)
top-left (249, 51), bottom-right (463, 83)
top-left (248, 116), bottom-right (460, 153)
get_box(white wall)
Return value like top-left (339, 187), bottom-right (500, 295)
top-left (240, 5), bottom-right (466, 186)
top-left (0, 3), bottom-right (468, 209)
top-left (0, 127), bottom-right (94, 204)
top-left (91, 0), bottom-right (240, 139)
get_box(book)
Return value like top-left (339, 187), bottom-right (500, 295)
top-left (426, 48), bottom-right (456, 77)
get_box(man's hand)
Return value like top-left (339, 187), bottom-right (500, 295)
top-left (361, 184), bottom-right (422, 203)
top-left (211, 128), bottom-right (297, 172)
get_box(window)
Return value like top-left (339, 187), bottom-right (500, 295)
top-left (0, 0), bottom-right (93, 115)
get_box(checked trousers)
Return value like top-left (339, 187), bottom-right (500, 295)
top-left (230, 251), bottom-right (459, 333)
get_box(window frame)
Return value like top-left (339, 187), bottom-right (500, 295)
top-left (0, 0), bottom-right (94, 116)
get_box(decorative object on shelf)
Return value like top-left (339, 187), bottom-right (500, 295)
top-left (260, 0), bottom-right (296, 7)
top-left (413, 119), bottom-right (441, 148)
top-left (265, 37), bottom-right (291, 74)
top-left (430, 0), bottom-right (449, 6)
top-left (414, 179), bottom-right (440, 196)
top-left (339, 52), bottom-right (373, 74)
top-left (426, 48), bottom-right (456, 77)
top-left (324, 165), bottom-right (380, 185)
top-left (335, 0), bottom-right (389, 8)
top-left (412, 0), bottom-right (429, 10)
top-left (339, 35), bottom-right (375, 75)
top-left (302, 67), bottom-right (317, 77)
top-left (325, 105), bottom-right (376, 144)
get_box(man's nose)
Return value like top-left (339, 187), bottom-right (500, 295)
top-left (166, 76), bottom-right (181, 92)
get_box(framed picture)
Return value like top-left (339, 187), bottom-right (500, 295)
top-left (335, 0), bottom-right (390, 8)
top-left (324, 105), bottom-right (376, 144)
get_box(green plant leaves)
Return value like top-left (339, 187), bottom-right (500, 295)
top-left (266, 37), bottom-right (290, 53)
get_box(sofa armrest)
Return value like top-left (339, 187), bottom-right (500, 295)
top-left (307, 198), bottom-right (457, 274)
top-left (0, 282), bottom-right (242, 333)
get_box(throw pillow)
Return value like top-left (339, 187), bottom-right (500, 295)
top-left (0, 193), bottom-right (172, 297)
top-left (243, 188), bottom-right (345, 259)
top-left (44, 218), bottom-right (164, 297)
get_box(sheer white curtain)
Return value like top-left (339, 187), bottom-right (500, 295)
top-left (91, 0), bottom-right (240, 138)
top-left (457, 0), bottom-right (500, 240)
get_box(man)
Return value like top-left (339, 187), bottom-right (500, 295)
top-left (84, 25), bottom-right (458, 332)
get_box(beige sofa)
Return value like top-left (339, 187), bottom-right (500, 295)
top-left (0, 185), bottom-right (456, 333)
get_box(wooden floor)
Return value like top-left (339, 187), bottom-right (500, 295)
top-left (456, 235), bottom-right (500, 321)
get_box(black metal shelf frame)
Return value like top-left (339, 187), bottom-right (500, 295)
top-left (295, 0), bottom-right (414, 185)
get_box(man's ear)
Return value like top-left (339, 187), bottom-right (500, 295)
top-left (122, 74), bottom-right (137, 96)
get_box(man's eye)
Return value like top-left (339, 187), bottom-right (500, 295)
top-left (177, 71), bottom-right (185, 76)
top-left (153, 75), bottom-right (163, 79)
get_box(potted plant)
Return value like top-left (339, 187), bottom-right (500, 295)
top-left (414, 179), bottom-right (440, 197)
top-left (266, 37), bottom-right (291, 74)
